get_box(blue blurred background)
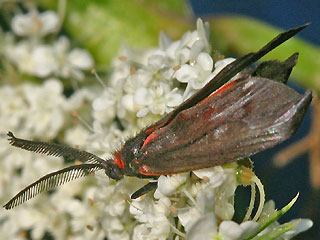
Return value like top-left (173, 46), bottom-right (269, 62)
top-left (191, 0), bottom-right (320, 45)
top-left (190, 1), bottom-right (319, 239)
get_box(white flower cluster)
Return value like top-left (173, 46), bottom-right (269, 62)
top-left (4, 10), bottom-right (93, 80)
top-left (0, 7), bottom-right (312, 240)
top-left (0, 79), bottom-right (66, 139)
top-left (105, 19), bottom-right (236, 129)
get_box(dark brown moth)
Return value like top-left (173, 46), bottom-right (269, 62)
top-left (3, 24), bottom-right (312, 210)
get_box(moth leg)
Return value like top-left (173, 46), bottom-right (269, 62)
top-left (131, 181), bottom-right (158, 199)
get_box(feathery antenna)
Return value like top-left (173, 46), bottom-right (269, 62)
top-left (3, 163), bottom-right (104, 210)
top-left (7, 132), bottom-right (107, 166)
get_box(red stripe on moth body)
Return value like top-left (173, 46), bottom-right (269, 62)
top-left (201, 80), bottom-right (237, 104)
top-left (145, 126), bottom-right (157, 134)
top-left (114, 150), bottom-right (125, 169)
top-left (138, 164), bottom-right (163, 176)
top-left (141, 130), bottom-right (159, 149)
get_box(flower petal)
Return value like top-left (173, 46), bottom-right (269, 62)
top-left (175, 64), bottom-right (198, 83)
top-left (134, 87), bottom-right (152, 106)
top-left (283, 219), bottom-right (313, 239)
top-left (220, 221), bottom-right (243, 240)
top-left (239, 221), bottom-right (260, 239)
top-left (159, 31), bottom-right (172, 50)
top-left (197, 52), bottom-right (213, 72)
top-left (186, 213), bottom-right (217, 240)
top-left (136, 108), bottom-right (150, 118)
top-left (166, 89), bottom-right (183, 107)
top-left (39, 11), bottom-right (59, 35)
top-left (68, 49), bottom-right (94, 69)
top-left (189, 40), bottom-right (205, 60)
top-left (155, 173), bottom-right (188, 197)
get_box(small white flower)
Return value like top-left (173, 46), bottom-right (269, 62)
top-left (165, 39), bottom-right (190, 64)
top-left (159, 31), bottom-right (172, 51)
top-left (92, 87), bottom-right (116, 124)
top-left (4, 41), bottom-right (55, 77)
top-left (147, 52), bottom-right (166, 71)
top-left (175, 57), bottom-right (236, 100)
top-left (258, 200), bottom-right (313, 239)
top-left (130, 197), bottom-right (171, 239)
top-left (109, 45), bottom-right (142, 87)
top-left (4, 36), bottom-right (93, 79)
top-left (178, 207), bottom-right (202, 232)
top-left (177, 165), bottom-right (238, 232)
top-left (102, 217), bottom-right (130, 240)
top-left (31, 45), bottom-right (58, 77)
top-left (161, 19), bottom-right (210, 66)
top-left (65, 199), bottom-right (96, 232)
top-left (121, 94), bottom-right (141, 113)
top-left (213, 57), bottom-right (236, 73)
top-left (239, 221), bottom-right (262, 239)
top-left (11, 10), bottom-right (59, 37)
top-left (86, 122), bottom-right (124, 159)
top-left (0, 79), bottom-right (66, 139)
top-left (122, 69), bottom-right (153, 94)
top-left (187, 213), bottom-right (259, 240)
top-left (175, 52), bottom-right (214, 98)
top-left (179, 18), bottom-right (210, 60)
top-left (132, 224), bottom-right (150, 240)
top-left (193, 165), bottom-right (228, 188)
top-left (186, 213), bottom-right (218, 240)
top-left (213, 169), bottom-right (237, 220)
top-left (154, 173), bottom-right (188, 198)
top-left (134, 83), bottom-right (183, 117)
top-left (68, 48), bottom-right (94, 69)
top-left (4, 41), bottom-right (34, 74)
top-left (53, 37), bottom-right (94, 80)
top-left (0, 85), bottom-right (27, 133)
top-left (21, 78), bottom-right (66, 139)
top-left (64, 87), bottom-right (96, 111)
top-left (283, 219), bottom-right (313, 239)
top-left (64, 124), bottom-right (91, 148)
top-left (220, 221), bottom-right (260, 240)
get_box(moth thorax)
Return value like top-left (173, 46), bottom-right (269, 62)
top-left (121, 132), bottom-right (148, 163)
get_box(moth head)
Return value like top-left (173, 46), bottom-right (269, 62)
top-left (104, 161), bottom-right (123, 180)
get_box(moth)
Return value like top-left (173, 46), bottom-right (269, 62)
top-left (4, 24), bottom-right (312, 210)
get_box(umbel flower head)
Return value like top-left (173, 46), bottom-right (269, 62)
top-left (4, 10), bottom-right (93, 80)
top-left (0, 8), bottom-right (312, 240)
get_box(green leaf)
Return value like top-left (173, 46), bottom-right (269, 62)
top-left (209, 16), bottom-right (320, 92)
top-left (37, 0), bottom-right (192, 65)
top-left (245, 193), bottom-right (299, 240)
top-left (252, 220), bottom-right (300, 240)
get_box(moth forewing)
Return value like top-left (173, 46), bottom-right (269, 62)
top-left (132, 78), bottom-right (312, 175)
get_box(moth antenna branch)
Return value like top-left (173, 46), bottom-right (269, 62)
top-left (7, 132), bottom-right (107, 166)
top-left (3, 163), bottom-right (104, 210)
